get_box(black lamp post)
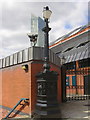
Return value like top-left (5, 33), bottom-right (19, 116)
top-left (35, 6), bottom-right (60, 118)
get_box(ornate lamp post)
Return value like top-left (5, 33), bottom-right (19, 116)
top-left (35, 6), bottom-right (60, 118)
top-left (42, 6), bottom-right (52, 73)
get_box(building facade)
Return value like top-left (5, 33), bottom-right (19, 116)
top-left (0, 47), bottom-right (62, 119)
top-left (50, 24), bottom-right (90, 100)
top-left (31, 15), bottom-right (45, 47)
top-left (0, 19), bottom-right (90, 119)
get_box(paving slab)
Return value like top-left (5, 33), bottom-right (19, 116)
top-left (59, 100), bottom-right (90, 119)
top-left (1, 100), bottom-right (90, 120)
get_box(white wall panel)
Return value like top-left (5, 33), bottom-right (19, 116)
top-left (10, 55), bottom-right (13, 66)
top-left (6, 57), bottom-right (10, 67)
top-left (23, 48), bottom-right (29, 62)
top-left (18, 51), bottom-right (23, 63)
top-left (0, 59), bottom-right (2, 68)
top-left (13, 53), bottom-right (18, 64)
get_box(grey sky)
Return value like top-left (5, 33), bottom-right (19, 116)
top-left (0, 1), bottom-right (89, 59)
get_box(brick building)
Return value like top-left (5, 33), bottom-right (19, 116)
top-left (0, 47), bottom-right (62, 119)
top-left (0, 23), bottom-right (90, 119)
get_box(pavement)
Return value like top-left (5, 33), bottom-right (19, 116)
top-left (1, 100), bottom-right (90, 120)
top-left (30, 100), bottom-right (90, 119)
top-left (59, 100), bottom-right (90, 119)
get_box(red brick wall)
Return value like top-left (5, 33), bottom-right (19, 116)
top-left (2, 64), bottom-right (30, 114)
top-left (0, 60), bottom-right (61, 118)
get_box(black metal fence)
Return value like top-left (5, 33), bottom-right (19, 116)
top-left (62, 62), bottom-right (90, 102)
top-left (66, 68), bottom-right (90, 101)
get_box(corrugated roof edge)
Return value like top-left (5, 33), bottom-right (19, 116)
top-left (50, 24), bottom-right (90, 47)
top-left (0, 47), bottom-right (61, 69)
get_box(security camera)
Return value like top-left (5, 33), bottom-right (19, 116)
top-left (27, 33), bottom-right (38, 46)
top-left (27, 33), bottom-right (38, 38)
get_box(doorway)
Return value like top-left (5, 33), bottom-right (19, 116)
top-left (84, 75), bottom-right (90, 95)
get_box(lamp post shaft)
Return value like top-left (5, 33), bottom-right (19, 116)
top-left (35, 6), bottom-right (60, 118)
top-left (44, 19), bottom-right (49, 62)
top-left (42, 19), bottom-right (51, 72)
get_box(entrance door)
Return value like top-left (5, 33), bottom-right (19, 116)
top-left (84, 75), bottom-right (90, 95)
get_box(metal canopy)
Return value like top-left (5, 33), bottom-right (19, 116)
top-left (68, 54), bottom-right (74, 63)
top-left (75, 52), bottom-right (82, 61)
top-left (88, 50), bottom-right (90, 58)
top-left (65, 55), bottom-right (71, 63)
top-left (0, 47), bottom-right (61, 69)
top-left (72, 53), bottom-right (77, 62)
top-left (65, 47), bottom-right (89, 63)
top-left (84, 49), bottom-right (88, 59)
top-left (79, 50), bottom-right (86, 60)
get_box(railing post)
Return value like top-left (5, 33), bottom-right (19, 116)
top-left (4, 98), bottom-right (29, 119)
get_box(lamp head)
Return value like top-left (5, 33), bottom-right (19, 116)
top-left (43, 6), bottom-right (52, 19)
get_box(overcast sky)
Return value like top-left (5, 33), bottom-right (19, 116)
top-left (0, 0), bottom-right (90, 59)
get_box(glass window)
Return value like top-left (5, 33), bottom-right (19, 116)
top-left (31, 15), bottom-right (38, 33)
top-left (66, 76), bottom-right (69, 86)
top-left (72, 76), bottom-right (76, 86)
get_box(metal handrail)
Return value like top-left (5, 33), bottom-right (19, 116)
top-left (4, 98), bottom-right (29, 119)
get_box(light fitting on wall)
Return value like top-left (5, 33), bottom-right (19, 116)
top-left (22, 64), bottom-right (28, 72)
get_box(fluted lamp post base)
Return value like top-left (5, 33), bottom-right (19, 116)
top-left (34, 6), bottom-right (60, 118)
top-left (35, 70), bottom-right (60, 118)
